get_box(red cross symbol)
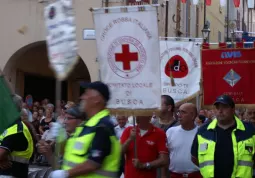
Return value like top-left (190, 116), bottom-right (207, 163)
top-left (115, 44), bottom-right (139, 70)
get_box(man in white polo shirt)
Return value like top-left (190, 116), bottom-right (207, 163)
top-left (166, 103), bottom-right (202, 178)
top-left (115, 116), bottom-right (132, 140)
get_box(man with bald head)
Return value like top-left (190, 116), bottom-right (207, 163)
top-left (166, 103), bottom-right (201, 178)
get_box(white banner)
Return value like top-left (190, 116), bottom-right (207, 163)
top-left (93, 6), bottom-right (161, 110)
top-left (44, 0), bottom-right (78, 80)
top-left (160, 40), bottom-right (201, 103)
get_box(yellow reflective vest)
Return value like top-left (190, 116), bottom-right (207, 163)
top-left (62, 109), bottom-right (121, 178)
top-left (197, 117), bottom-right (255, 178)
top-left (0, 120), bottom-right (34, 164)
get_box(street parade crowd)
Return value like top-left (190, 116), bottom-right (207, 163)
top-left (0, 81), bottom-right (255, 178)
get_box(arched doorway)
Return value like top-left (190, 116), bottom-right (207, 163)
top-left (4, 41), bottom-right (90, 103)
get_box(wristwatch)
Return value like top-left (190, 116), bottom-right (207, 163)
top-left (145, 162), bottom-right (151, 169)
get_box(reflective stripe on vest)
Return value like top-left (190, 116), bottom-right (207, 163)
top-left (63, 160), bottom-right (118, 177)
top-left (200, 160), bottom-right (214, 168)
top-left (238, 160), bottom-right (253, 167)
top-left (10, 155), bottom-right (30, 164)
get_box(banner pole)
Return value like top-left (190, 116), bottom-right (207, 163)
top-left (196, 93), bottom-right (200, 111)
top-left (132, 115), bottom-right (137, 159)
top-left (53, 79), bottom-right (62, 170)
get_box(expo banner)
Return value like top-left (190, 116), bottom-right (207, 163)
top-left (202, 48), bottom-right (255, 105)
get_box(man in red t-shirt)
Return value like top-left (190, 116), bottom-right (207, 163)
top-left (121, 116), bottom-right (169, 178)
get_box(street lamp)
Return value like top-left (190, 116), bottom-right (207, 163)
top-left (201, 23), bottom-right (211, 43)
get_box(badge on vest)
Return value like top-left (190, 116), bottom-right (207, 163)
top-left (200, 143), bottom-right (208, 152)
top-left (74, 141), bottom-right (84, 150)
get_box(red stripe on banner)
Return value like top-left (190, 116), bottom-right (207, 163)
top-left (202, 43), bottom-right (210, 49)
top-left (202, 48), bottom-right (255, 105)
top-left (219, 42), bottom-right (227, 48)
top-left (181, 0), bottom-right (187, 3)
top-left (233, 0), bottom-right (240, 7)
top-left (236, 42), bottom-right (243, 48)
top-left (206, 0), bottom-right (212, 6)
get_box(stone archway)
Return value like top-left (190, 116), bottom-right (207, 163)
top-left (4, 41), bottom-right (90, 103)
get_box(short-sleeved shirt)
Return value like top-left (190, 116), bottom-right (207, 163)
top-left (40, 118), bottom-right (56, 131)
top-left (191, 123), bottom-right (236, 178)
top-left (167, 126), bottom-right (199, 173)
top-left (0, 122), bottom-right (29, 178)
top-left (120, 124), bottom-right (169, 178)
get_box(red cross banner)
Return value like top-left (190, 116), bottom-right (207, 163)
top-left (202, 47), bottom-right (255, 106)
top-left (92, 5), bottom-right (161, 111)
top-left (160, 40), bottom-right (202, 103)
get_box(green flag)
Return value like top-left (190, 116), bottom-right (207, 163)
top-left (0, 76), bottom-right (20, 135)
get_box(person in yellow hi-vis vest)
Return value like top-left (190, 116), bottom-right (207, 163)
top-left (191, 95), bottom-right (255, 178)
top-left (49, 81), bottom-right (121, 178)
top-left (0, 94), bottom-right (34, 178)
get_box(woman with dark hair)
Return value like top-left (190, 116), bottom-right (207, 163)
top-left (38, 107), bottom-right (45, 122)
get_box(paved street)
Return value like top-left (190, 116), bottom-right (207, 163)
top-left (29, 165), bottom-right (49, 177)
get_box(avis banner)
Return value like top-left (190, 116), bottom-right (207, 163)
top-left (202, 48), bottom-right (255, 106)
top-left (93, 5), bottom-right (161, 110)
top-left (44, 0), bottom-right (78, 81)
top-left (160, 41), bottom-right (201, 103)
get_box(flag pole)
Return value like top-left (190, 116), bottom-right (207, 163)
top-left (165, 0), bottom-right (169, 38)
